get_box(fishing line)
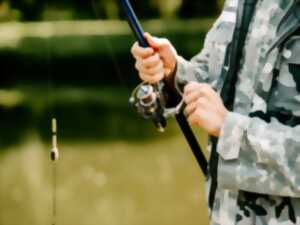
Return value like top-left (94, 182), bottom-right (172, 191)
top-left (45, 2), bottom-right (135, 224)
top-left (50, 118), bottom-right (59, 225)
top-left (90, 0), bottom-right (130, 91)
top-left (43, 3), bottom-right (59, 224)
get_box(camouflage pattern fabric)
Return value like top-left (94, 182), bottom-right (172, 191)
top-left (174, 0), bottom-right (300, 224)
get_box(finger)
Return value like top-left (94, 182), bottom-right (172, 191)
top-left (144, 33), bottom-right (160, 50)
top-left (184, 83), bottom-right (214, 101)
top-left (135, 61), bottom-right (144, 73)
top-left (141, 53), bottom-right (161, 68)
top-left (139, 72), bottom-right (164, 84)
top-left (187, 109), bottom-right (203, 126)
top-left (131, 42), bottom-right (154, 59)
top-left (184, 82), bottom-right (201, 95)
top-left (187, 110), bottom-right (199, 125)
top-left (184, 82), bottom-right (212, 94)
top-left (145, 33), bottom-right (170, 50)
top-left (135, 60), bottom-right (163, 75)
top-left (183, 89), bottom-right (204, 105)
top-left (146, 61), bottom-right (164, 76)
top-left (184, 101), bottom-right (198, 117)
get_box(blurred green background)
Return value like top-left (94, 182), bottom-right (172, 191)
top-left (0, 0), bottom-right (220, 224)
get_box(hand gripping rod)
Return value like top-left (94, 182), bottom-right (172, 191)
top-left (120, 0), bottom-right (208, 175)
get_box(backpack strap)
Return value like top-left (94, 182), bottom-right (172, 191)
top-left (208, 0), bottom-right (258, 209)
top-left (265, 1), bottom-right (300, 56)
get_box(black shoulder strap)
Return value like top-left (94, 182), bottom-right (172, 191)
top-left (221, 0), bottom-right (258, 109)
top-left (208, 0), bottom-right (258, 209)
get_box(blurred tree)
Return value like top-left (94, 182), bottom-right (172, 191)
top-left (0, 1), bottom-right (21, 21)
top-left (125, 0), bottom-right (159, 19)
top-left (67, 0), bottom-right (95, 19)
top-left (90, 0), bottom-right (119, 19)
top-left (102, 0), bottom-right (119, 19)
top-left (11, 0), bottom-right (45, 21)
top-left (179, 0), bottom-right (220, 17)
top-left (6, 0), bottom-right (220, 21)
top-left (151, 0), bottom-right (182, 18)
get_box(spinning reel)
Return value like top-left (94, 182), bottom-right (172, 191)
top-left (129, 82), bottom-right (183, 132)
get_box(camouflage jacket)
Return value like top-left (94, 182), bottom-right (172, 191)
top-left (174, 0), bottom-right (300, 224)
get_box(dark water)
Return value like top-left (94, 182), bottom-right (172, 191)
top-left (0, 86), bottom-right (179, 150)
top-left (0, 87), bottom-right (209, 225)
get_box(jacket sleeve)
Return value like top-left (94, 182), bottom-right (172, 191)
top-left (217, 112), bottom-right (300, 197)
top-left (173, 0), bottom-right (238, 94)
top-left (174, 49), bottom-right (212, 94)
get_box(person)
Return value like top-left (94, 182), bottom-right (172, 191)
top-left (131, 0), bottom-right (300, 224)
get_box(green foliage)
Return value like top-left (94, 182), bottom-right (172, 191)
top-left (10, 0), bottom-right (45, 21)
top-left (0, 19), bottom-right (214, 145)
top-left (0, 19), bottom-right (213, 87)
top-left (2, 0), bottom-right (220, 21)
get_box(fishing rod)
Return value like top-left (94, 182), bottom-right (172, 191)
top-left (119, 0), bottom-right (208, 176)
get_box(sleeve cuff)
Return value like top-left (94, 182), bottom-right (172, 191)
top-left (217, 112), bottom-right (250, 160)
top-left (174, 55), bottom-right (211, 95)
top-left (174, 56), bottom-right (190, 95)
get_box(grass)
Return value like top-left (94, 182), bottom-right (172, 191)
top-left (0, 130), bottom-right (209, 225)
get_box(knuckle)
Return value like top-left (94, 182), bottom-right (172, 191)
top-left (130, 43), bottom-right (137, 54)
top-left (135, 62), bottom-right (139, 70)
top-left (135, 61), bottom-right (143, 71)
top-left (140, 58), bottom-right (147, 67)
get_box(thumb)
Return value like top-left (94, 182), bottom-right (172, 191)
top-left (144, 32), bottom-right (162, 50)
